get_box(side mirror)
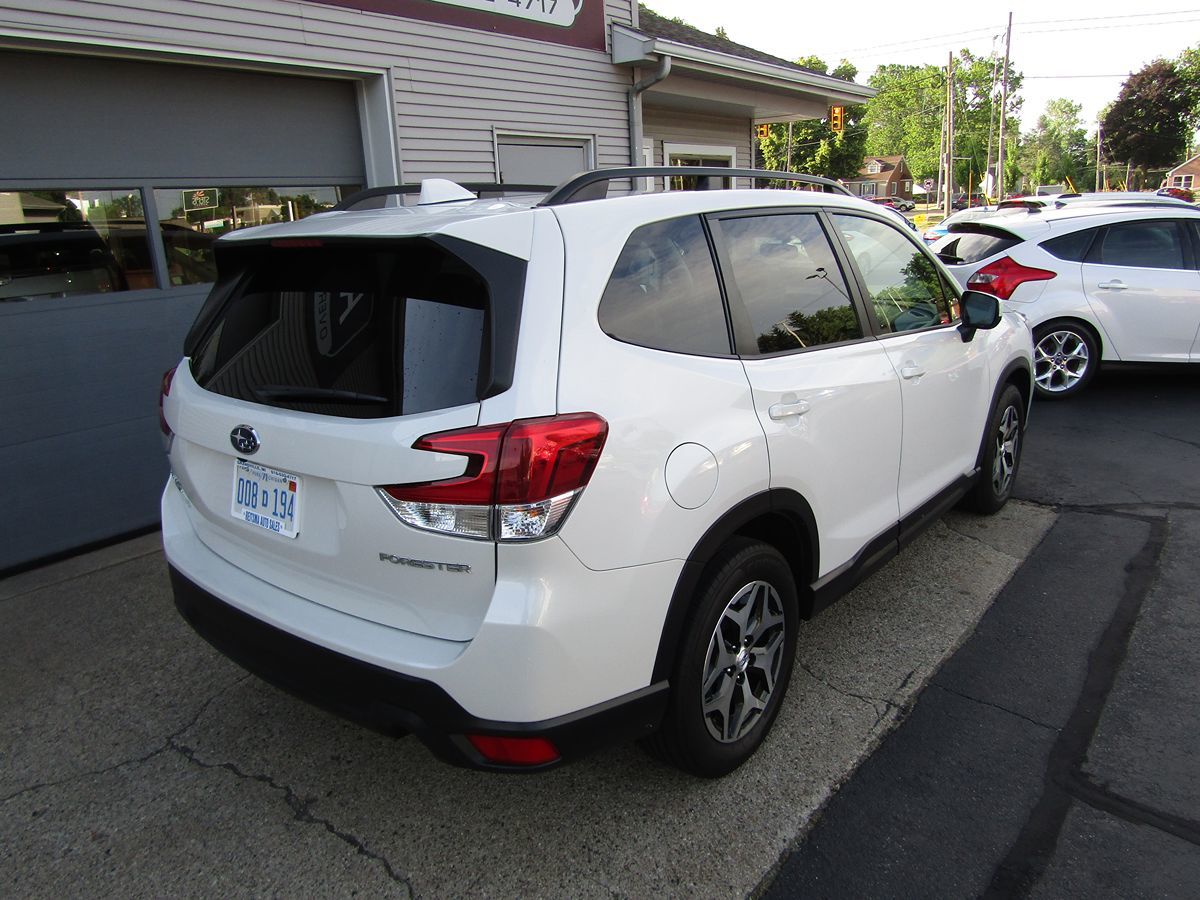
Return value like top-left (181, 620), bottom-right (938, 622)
top-left (958, 289), bottom-right (1001, 342)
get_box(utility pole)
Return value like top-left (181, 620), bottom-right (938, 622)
top-left (1095, 123), bottom-right (1103, 192)
top-left (996, 12), bottom-right (1012, 199)
top-left (945, 52), bottom-right (955, 217)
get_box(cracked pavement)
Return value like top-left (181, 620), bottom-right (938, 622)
top-left (1, 497), bottom-right (1054, 895)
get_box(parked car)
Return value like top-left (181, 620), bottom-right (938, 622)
top-left (161, 167), bottom-right (1033, 777)
top-left (921, 205), bottom-right (998, 243)
top-left (951, 193), bottom-right (988, 210)
top-left (931, 205), bottom-right (1200, 399)
top-left (893, 197), bottom-right (916, 212)
top-left (868, 197), bottom-right (897, 208)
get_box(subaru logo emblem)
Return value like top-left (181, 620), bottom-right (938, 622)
top-left (230, 425), bottom-right (260, 455)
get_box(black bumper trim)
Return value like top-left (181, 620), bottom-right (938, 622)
top-left (169, 565), bottom-right (669, 771)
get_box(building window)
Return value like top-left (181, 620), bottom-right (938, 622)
top-left (663, 143), bottom-right (738, 190)
top-left (860, 183), bottom-right (877, 198)
top-left (890, 182), bottom-right (898, 195)
top-left (866, 162), bottom-right (882, 174)
top-left (1172, 174), bottom-right (1194, 189)
top-left (1, 188), bottom-right (152, 300)
top-left (904, 180), bottom-right (912, 192)
top-left (495, 132), bottom-right (595, 186)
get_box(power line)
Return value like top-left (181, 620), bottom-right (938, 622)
top-left (1023, 73), bottom-right (1131, 79)
top-left (1019, 7), bottom-right (1200, 26)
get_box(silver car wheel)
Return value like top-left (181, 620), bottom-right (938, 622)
top-left (701, 580), bottom-right (786, 743)
top-left (1035, 330), bottom-right (1089, 394)
top-left (991, 404), bottom-right (1021, 495)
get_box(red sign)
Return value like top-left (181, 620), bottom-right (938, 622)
top-left (305, 0), bottom-right (606, 51)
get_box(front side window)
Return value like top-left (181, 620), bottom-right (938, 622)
top-left (720, 213), bottom-right (862, 354)
top-left (832, 214), bottom-right (956, 333)
top-left (0, 188), bottom-right (151, 301)
top-left (1092, 220), bottom-right (1186, 270)
top-left (598, 216), bottom-right (730, 355)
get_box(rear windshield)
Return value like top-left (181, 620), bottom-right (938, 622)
top-left (934, 227), bottom-right (1021, 265)
top-left (188, 239), bottom-right (524, 419)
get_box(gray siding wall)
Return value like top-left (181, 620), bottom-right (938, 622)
top-left (643, 106), bottom-right (753, 174)
top-left (0, 0), bottom-right (635, 181)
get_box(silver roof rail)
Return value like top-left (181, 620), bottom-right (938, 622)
top-left (537, 166), bottom-right (853, 206)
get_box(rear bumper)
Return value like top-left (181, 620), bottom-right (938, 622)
top-left (169, 565), bottom-right (668, 771)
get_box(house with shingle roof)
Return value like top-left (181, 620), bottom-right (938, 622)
top-left (843, 156), bottom-right (914, 201)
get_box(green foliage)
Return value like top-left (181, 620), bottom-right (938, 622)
top-left (1020, 98), bottom-right (1088, 189)
top-left (863, 51), bottom-right (1022, 188)
top-left (758, 58), bottom-right (867, 181)
top-left (1102, 59), bottom-right (1197, 169)
top-left (757, 304), bottom-right (860, 353)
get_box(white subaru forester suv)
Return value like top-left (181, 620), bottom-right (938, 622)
top-left (160, 168), bottom-right (1034, 777)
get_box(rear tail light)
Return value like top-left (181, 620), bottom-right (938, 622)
top-left (158, 365), bottom-right (178, 441)
top-left (465, 734), bottom-right (561, 766)
top-left (966, 256), bottom-right (1056, 300)
top-left (377, 413), bottom-right (608, 542)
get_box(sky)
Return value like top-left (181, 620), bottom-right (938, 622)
top-left (639, 1), bottom-right (1200, 132)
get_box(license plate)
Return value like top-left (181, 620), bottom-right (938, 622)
top-left (231, 459), bottom-right (301, 538)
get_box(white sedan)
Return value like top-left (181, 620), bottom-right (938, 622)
top-left (931, 206), bottom-right (1200, 398)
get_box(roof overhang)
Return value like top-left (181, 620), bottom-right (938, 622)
top-left (612, 23), bottom-right (876, 122)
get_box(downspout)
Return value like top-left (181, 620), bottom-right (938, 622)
top-left (628, 55), bottom-right (671, 169)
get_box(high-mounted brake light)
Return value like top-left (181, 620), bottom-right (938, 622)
top-left (967, 256), bottom-right (1056, 300)
top-left (377, 413), bottom-right (608, 541)
top-left (158, 365), bottom-right (178, 440)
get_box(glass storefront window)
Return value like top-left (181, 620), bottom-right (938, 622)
top-left (1, 189), bottom-right (152, 301)
top-left (155, 186), bottom-right (356, 286)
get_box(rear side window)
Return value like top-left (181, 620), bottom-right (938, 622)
top-left (1091, 221), bottom-right (1187, 270)
top-left (719, 212), bottom-right (862, 354)
top-left (189, 239), bottom-right (522, 418)
top-left (598, 216), bottom-right (730, 355)
top-left (935, 228), bottom-right (1020, 265)
top-left (1041, 228), bottom-right (1097, 262)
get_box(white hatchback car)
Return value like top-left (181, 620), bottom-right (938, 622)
top-left (160, 167), bottom-right (1033, 776)
top-left (932, 205), bottom-right (1200, 398)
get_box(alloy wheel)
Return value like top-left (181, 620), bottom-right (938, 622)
top-left (700, 580), bottom-right (787, 743)
top-left (991, 405), bottom-right (1021, 496)
top-left (1035, 330), bottom-right (1089, 394)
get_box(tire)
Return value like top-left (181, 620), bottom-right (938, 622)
top-left (643, 538), bottom-right (799, 777)
top-left (965, 384), bottom-right (1025, 514)
top-left (1033, 322), bottom-right (1099, 400)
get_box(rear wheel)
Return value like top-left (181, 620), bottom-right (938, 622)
top-left (644, 538), bottom-right (798, 777)
top-left (965, 384), bottom-right (1025, 514)
top-left (1034, 322), bottom-right (1098, 399)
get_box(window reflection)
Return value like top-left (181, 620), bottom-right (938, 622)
top-left (0, 189), bottom-right (151, 301)
top-left (154, 186), bottom-right (356, 286)
top-left (831, 214), bottom-right (956, 333)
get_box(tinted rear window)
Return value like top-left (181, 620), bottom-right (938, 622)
top-left (935, 228), bottom-right (1021, 265)
top-left (189, 239), bottom-right (522, 418)
top-left (1041, 228), bottom-right (1097, 262)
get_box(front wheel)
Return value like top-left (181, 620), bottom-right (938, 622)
top-left (965, 384), bottom-right (1025, 514)
top-left (1034, 322), bottom-right (1098, 399)
top-left (643, 538), bottom-right (798, 777)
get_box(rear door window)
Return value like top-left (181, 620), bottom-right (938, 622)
top-left (1090, 221), bottom-right (1188, 270)
top-left (1041, 228), bottom-right (1098, 262)
top-left (189, 239), bottom-right (523, 418)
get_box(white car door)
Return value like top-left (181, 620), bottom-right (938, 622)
top-left (1081, 218), bottom-right (1200, 362)
top-left (830, 213), bottom-right (994, 518)
top-left (711, 211), bottom-right (903, 578)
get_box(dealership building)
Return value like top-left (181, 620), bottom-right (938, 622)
top-left (0, 0), bottom-right (872, 570)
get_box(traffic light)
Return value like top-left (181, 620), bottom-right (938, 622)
top-left (829, 106), bottom-right (845, 133)
top-left (756, 123), bottom-right (770, 139)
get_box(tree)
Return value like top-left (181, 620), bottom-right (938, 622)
top-left (1020, 98), bottom-right (1088, 189)
top-left (758, 57), bottom-right (867, 181)
top-left (863, 51), bottom-right (1022, 188)
top-left (1102, 59), bottom-right (1196, 171)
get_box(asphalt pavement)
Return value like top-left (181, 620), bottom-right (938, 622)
top-left (763, 365), bottom-right (1200, 898)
